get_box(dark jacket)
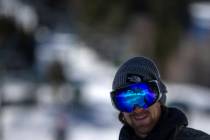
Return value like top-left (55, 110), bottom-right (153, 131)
top-left (119, 106), bottom-right (210, 140)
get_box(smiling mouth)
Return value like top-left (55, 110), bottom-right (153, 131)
top-left (133, 114), bottom-right (148, 120)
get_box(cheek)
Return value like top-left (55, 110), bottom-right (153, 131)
top-left (148, 103), bottom-right (161, 120)
top-left (123, 113), bottom-right (132, 125)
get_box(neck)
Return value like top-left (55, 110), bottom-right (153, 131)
top-left (135, 130), bottom-right (148, 138)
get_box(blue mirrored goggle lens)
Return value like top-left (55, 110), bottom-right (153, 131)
top-left (111, 82), bottom-right (159, 112)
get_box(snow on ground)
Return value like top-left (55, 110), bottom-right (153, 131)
top-left (167, 83), bottom-right (210, 133)
top-left (2, 33), bottom-right (121, 140)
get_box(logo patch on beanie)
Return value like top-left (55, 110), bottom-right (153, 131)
top-left (126, 74), bottom-right (142, 83)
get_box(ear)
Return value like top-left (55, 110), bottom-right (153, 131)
top-left (118, 112), bottom-right (126, 124)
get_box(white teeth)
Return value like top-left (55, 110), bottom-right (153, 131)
top-left (134, 114), bottom-right (147, 120)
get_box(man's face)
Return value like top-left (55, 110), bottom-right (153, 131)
top-left (123, 102), bottom-right (161, 137)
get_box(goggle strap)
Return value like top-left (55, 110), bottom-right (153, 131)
top-left (146, 80), bottom-right (162, 102)
top-left (158, 91), bottom-right (162, 101)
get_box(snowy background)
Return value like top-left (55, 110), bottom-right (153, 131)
top-left (1, 33), bottom-right (210, 140)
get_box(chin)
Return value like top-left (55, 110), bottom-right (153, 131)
top-left (132, 116), bottom-right (153, 131)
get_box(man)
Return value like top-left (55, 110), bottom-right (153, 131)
top-left (110, 56), bottom-right (210, 140)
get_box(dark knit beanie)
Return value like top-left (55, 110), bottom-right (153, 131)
top-left (112, 56), bottom-right (167, 104)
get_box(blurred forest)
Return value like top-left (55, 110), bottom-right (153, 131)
top-left (70, 0), bottom-right (210, 87)
top-left (1, 0), bottom-right (210, 86)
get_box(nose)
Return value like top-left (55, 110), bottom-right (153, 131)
top-left (133, 106), bottom-right (145, 113)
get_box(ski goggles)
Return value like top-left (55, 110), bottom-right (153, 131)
top-left (110, 80), bottom-right (161, 112)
